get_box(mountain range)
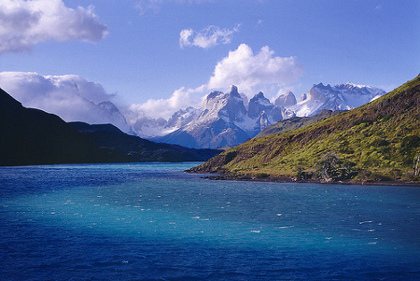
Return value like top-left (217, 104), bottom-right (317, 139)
top-left (189, 75), bottom-right (420, 184)
top-left (0, 88), bottom-right (219, 166)
top-left (142, 83), bottom-right (385, 149)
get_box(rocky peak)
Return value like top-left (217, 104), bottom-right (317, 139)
top-left (224, 85), bottom-right (247, 122)
top-left (203, 91), bottom-right (225, 111)
top-left (165, 106), bottom-right (200, 129)
top-left (248, 91), bottom-right (273, 118)
top-left (254, 91), bottom-right (265, 99)
top-left (306, 85), bottom-right (333, 102)
top-left (200, 86), bottom-right (246, 124)
top-left (98, 101), bottom-right (119, 113)
top-left (226, 85), bottom-right (241, 99)
top-left (274, 91), bottom-right (297, 107)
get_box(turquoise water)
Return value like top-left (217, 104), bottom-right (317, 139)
top-left (0, 163), bottom-right (419, 280)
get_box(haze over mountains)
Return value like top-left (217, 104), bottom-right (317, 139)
top-left (1, 71), bottom-right (385, 149)
top-left (0, 87), bottom-right (219, 166)
top-left (147, 83), bottom-right (385, 148)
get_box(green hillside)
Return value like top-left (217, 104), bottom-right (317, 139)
top-left (255, 110), bottom-right (344, 139)
top-left (190, 75), bottom-right (420, 184)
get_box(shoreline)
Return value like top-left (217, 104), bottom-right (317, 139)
top-left (187, 171), bottom-right (420, 187)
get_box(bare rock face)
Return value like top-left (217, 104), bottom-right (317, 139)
top-left (290, 82), bottom-right (386, 117)
top-left (149, 83), bottom-right (385, 149)
top-left (248, 92), bottom-right (273, 118)
top-left (274, 91), bottom-right (297, 107)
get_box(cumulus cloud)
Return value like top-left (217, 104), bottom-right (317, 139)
top-left (0, 0), bottom-right (108, 54)
top-left (179, 25), bottom-right (240, 49)
top-left (0, 72), bottom-right (132, 133)
top-left (128, 44), bottom-right (304, 121)
top-left (207, 44), bottom-right (304, 97)
top-left (129, 86), bottom-right (205, 120)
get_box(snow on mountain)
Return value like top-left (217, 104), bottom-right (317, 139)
top-left (274, 91), bottom-right (297, 107)
top-left (131, 82), bottom-right (386, 149)
top-left (289, 82), bottom-right (386, 117)
top-left (97, 101), bottom-right (135, 135)
top-left (248, 92), bottom-right (273, 118)
top-left (150, 86), bottom-right (289, 148)
top-left (165, 106), bottom-right (201, 129)
top-left (152, 86), bottom-right (251, 148)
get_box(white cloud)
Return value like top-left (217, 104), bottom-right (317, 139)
top-left (129, 86), bottom-right (204, 120)
top-left (0, 0), bottom-right (108, 54)
top-left (0, 72), bottom-right (133, 133)
top-left (134, 0), bottom-right (162, 15)
top-left (180, 25), bottom-right (240, 49)
top-left (207, 44), bottom-right (304, 97)
top-left (179, 29), bottom-right (194, 48)
top-left (128, 44), bottom-right (304, 121)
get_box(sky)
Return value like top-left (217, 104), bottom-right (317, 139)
top-left (0, 0), bottom-right (419, 121)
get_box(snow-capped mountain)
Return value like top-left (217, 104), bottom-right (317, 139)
top-left (154, 86), bottom-right (251, 148)
top-left (274, 91), bottom-right (297, 107)
top-left (134, 82), bottom-right (385, 149)
top-left (151, 86), bottom-right (290, 148)
top-left (290, 82), bottom-right (386, 117)
top-left (96, 101), bottom-right (135, 135)
top-left (129, 106), bottom-right (201, 139)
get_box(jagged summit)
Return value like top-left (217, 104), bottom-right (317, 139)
top-left (275, 91), bottom-right (297, 107)
top-left (206, 90), bottom-right (224, 101)
top-left (227, 85), bottom-right (241, 98)
top-left (143, 82), bottom-right (386, 149)
top-left (341, 82), bottom-right (370, 89)
top-left (248, 92), bottom-right (273, 118)
top-left (290, 82), bottom-right (386, 117)
top-left (189, 74), bottom-right (420, 184)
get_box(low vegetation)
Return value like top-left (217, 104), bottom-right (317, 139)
top-left (255, 109), bottom-right (344, 138)
top-left (190, 74), bottom-right (420, 184)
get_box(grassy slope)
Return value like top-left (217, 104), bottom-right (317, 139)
top-left (191, 75), bottom-right (420, 183)
top-left (255, 110), bottom-right (344, 139)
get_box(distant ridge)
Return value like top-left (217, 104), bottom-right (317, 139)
top-left (0, 88), bottom-right (219, 166)
top-left (255, 110), bottom-right (345, 138)
top-left (147, 83), bottom-right (385, 149)
top-left (69, 122), bottom-right (220, 162)
top-left (0, 87), bottom-right (100, 166)
top-left (189, 75), bottom-right (420, 184)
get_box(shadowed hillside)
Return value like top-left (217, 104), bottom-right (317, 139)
top-left (69, 122), bottom-right (220, 162)
top-left (0, 88), bottom-right (219, 166)
top-left (189, 75), bottom-right (420, 184)
top-left (0, 88), bottom-right (101, 166)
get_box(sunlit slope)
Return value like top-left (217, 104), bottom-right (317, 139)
top-left (190, 75), bottom-right (420, 183)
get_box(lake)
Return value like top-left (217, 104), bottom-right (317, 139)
top-left (0, 162), bottom-right (419, 280)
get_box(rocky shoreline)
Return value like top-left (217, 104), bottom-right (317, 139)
top-left (186, 170), bottom-right (420, 187)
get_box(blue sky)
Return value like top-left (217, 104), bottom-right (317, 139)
top-left (0, 0), bottom-right (419, 119)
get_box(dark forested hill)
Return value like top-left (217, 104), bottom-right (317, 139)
top-left (0, 88), bottom-right (219, 166)
top-left (69, 122), bottom-right (220, 162)
top-left (189, 75), bottom-right (420, 184)
top-left (0, 88), bottom-right (101, 166)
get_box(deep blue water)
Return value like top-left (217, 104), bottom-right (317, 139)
top-left (0, 163), bottom-right (419, 280)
